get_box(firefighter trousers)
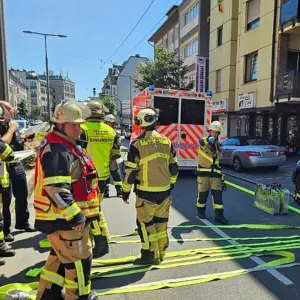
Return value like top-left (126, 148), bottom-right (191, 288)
top-left (89, 180), bottom-right (109, 258)
top-left (196, 176), bottom-right (224, 215)
top-left (136, 196), bottom-right (171, 261)
top-left (0, 199), bottom-right (6, 251)
top-left (36, 226), bottom-right (92, 300)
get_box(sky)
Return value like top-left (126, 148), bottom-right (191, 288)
top-left (5, 0), bottom-right (181, 100)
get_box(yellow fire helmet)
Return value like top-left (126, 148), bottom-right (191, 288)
top-left (134, 108), bottom-right (159, 127)
top-left (52, 101), bottom-right (91, 124)
top-left (86, 100), bottom-right (107, 118)
top-left (104, 114), bottom-right (116, 123)
top-left (208, 121), bottom-right (223, 132)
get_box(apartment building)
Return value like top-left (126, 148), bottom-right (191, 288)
top-left (209, 0), bottom-right (300, 148)
top-left (8, 70), bottom-right (30, 112)
top-left (149, 0), bottom-right (210, 90)
top-left (40, 72), bottom-right (76, 107)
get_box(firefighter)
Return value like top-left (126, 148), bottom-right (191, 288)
top-left (103, 114), bottom-right (123, 197)
top-left (34, 101), bottom-right (100, 300)
top-left (0, 136), bottom-right (16, 264)
top-left (122, 108), bottom-right (179, 265)
top-left (80, 101), bottom-right (121, 258)
top-left (196, 120), bottom-right (229, 225)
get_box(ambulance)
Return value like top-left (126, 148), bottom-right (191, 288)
top-left (131, 87), bottom-right (213, 170)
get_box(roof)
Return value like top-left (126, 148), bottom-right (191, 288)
top-left (148, 5), bottom-right (179, 42)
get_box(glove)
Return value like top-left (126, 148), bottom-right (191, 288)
top-left (221, 180), bottom-right (227, 192)
top-left (208, 136), bottom-right (215, 144)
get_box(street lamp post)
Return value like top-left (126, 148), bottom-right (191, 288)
top-left (23, 31), bottom-right (67, 120)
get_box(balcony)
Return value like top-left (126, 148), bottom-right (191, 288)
top-left (280, 0), bottom-right (300, 34)
top-left (276, 71), bottom-right (300, 100)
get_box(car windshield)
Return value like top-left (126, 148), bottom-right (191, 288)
top-left (244, 138), bottom-right (271, 146)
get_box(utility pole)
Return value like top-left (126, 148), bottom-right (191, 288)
top-left (0, 0), bottom-right (9, 101)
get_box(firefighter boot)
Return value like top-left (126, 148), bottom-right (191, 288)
top-left (115, 185), bottom-right (122, 197)
top-left (215, 210), bottom-right (229, 225)
top-left (92, 235), bottom-right (109, 258)
top-left (134, 249), bottom-right (160, 265)
top-left (0, 242), bottom-right (15, 257)
top-left (197, 207), bottom-right (206, 220)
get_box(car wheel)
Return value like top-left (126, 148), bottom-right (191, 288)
top-left (233, 157), bottom-right (243, 172)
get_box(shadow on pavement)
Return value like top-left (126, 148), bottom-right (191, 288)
top-left (0, 260), bottom-right (43, 285)
top-left (9, 232), bottom-right (48, 253)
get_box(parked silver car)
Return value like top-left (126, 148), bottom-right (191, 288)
top-left (220, 136), bottom-right (286, 172)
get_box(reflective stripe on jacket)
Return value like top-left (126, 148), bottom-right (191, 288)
top-left (34, 132), bottom-right (100, 226)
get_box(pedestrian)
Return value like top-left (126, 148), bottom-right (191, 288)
top-left (34, 101), bottom-right (100, 300)
top-left (80, 101), bottom-right (121, 258)
top-left (103, 114), bottom-right (123, 197)
top-left (122, 108), bottom-right (179, 265)
top-left (196, 121), bottom-right (228, 224)
top-left (0, 102), bottom-right (34, 242)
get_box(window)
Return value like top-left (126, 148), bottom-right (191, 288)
top-left (216, 69), bottom-right (222, 92)
top-left (181, 99), bottom-right (205, 125)
top-left (184, 40), bottom-right (198, 57)
top-left (247, 0), bottom-right (260, 30)
top-left (217, 26), bottom-right (223, 46)
top-left (245, 51), bottom-right (258, 83)
top-left (184, 2), bottom-right (200, 25)
top-left (153, 96), bottom-right (179, 125)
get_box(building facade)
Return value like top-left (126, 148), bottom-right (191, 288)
top-left (101, 55), bottom-right (148, 125)
top-left (8, 70), bottom-right (30, 113)
top-left (148, 0), bottom-right (210, 91)
top-left (40, 72), bottom-right (76, 108)
top-left (209, 0), bottom-right (300, 149)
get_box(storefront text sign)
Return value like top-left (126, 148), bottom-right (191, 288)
top-left (238, 93), bottom-right (256, 110)
top-left (212, 99), bottom-right (228, 113)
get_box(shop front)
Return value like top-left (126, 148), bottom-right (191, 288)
top-left (211, 98), bottom-right (228, 142)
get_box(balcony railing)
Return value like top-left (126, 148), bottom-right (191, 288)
top-left (280, 0), bottom-right (300, 29)
top-left (276, 70), bottom-right (300, 99)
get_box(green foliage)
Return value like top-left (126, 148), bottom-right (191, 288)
top-left (134, 46), bottom-right (194, 91)
top-left (99, 96), bottom-right (116, 114)
top-left (17, 100), bottom-right (28, 118)
top-left (29, 105), bottom-right (42, 119)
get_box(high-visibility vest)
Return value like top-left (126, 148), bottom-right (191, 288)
top-left (81, 121), bottom-right (117, 181)
top-left (197, 136), bottom-right (222, 178)
top-left (34, 132), bottom-right (100, 222)
top-left (0, 143), bottom-right (13, 189)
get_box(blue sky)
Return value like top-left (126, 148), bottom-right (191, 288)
top-left (5, 0), bottom-right (180, 100)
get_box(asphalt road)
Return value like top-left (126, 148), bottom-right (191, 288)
top-left (2, 167), bottom-right (300, 299)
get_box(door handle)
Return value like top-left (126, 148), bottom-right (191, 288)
top-left (181, 132), bottom-right (186, 139)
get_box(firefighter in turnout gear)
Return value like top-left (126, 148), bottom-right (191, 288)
top-left (103, 114), bottom-right (123, 197)
top-left (122, 108), bottom-right (179, 265)
top-left (196, 121), bottom-right (229, 225)
top-left (80, 101), bottom-right (121, 258)
top-left (0, 131), bottom-right (16, 264)
top-left (34, 101), bottom-right (100, 300)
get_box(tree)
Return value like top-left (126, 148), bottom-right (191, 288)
top-left (134, 46), bottom-right (194, 91)
top-left (99, 96), bottom-right (116, 115)
top-left (29, 105), bottom-right (42, 119)
top-left (17, 100), bottom-right (28, 118)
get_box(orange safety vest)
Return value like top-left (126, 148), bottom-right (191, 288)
top-left (34, 132), bottom-right (100, 222)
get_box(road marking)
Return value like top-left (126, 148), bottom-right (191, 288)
top-left (196, 217), bottom-right (294, 286)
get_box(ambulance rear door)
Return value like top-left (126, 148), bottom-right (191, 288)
top-left (178, 97), bottom-right (206, 169)
top-left (153, 95), bottom-right (180, 156)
